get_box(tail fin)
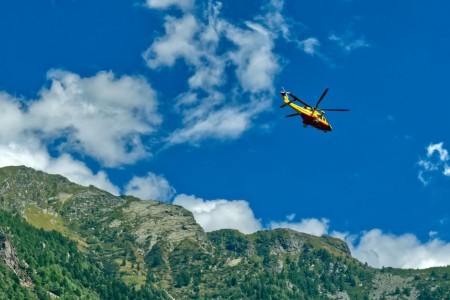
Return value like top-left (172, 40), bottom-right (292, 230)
top-left (280, 87), bottom-right (293, 108)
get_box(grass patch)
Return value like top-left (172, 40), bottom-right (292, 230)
top-left (123, 274), bottom-right (147, 289)
top-left (116, 258), bottom-right (147, 289)
top-left (25, 204), bottom-right (87, 250)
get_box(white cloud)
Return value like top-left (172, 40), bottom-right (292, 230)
top-left (261, 0), bottom-right (290, 40)
top-left (0, 93), bottom-right (28, 141)
top-left (286, 213), bottom-right (296, 221)
top-left (0, 142), bottom-right (119, 195)
top-left (146, 0), bottom-right (194, 11)
top-left (427, 142), bottom-right (449, 161)
top-left (172, 194), bottom-right (262, 234)
top-left (0, 69), bottom-right (163, 193)
top-left (417, 142), bottom-right (450, 185)
top-left (444, 165), bottom-right (450, 176)
top-left (144, 14), bottom-right (200, 69)
top-left (225, 21), bottom-right (280, 93)
top-left (329, 31), bottom-right (370, 53)
top-left (297, 37), bottom-right (320, 55)
top-left (429, 231), bottom-right (438, 238)
top-left (44, 154), bottom-right (119, 195)
top-left (144, 0), bottom-right (287, 145)
top-left (349, 229), bottom-right (450, 269)
top-left (125, 172), bottom-right (176, 202)
top-left (28, 70), bottom-right (161, 167)
top-left (270, 217), bottom-right (330, 236)
top-left (167, 106), bottom-right (252, 145)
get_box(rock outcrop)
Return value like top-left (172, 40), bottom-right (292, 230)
top-left (0, 227), bottom-right (21, 275)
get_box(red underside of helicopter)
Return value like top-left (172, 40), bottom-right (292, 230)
top-left (301, 115), bottom-right (332, 131)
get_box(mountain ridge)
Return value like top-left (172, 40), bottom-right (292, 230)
top-left (0, 165), bottom-right (449, 299)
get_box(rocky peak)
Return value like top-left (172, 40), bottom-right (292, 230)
top-left (119, 200), bottom-right (206, 250)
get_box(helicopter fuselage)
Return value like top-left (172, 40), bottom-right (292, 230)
top-left (281, 93), bottom-right (332, 131)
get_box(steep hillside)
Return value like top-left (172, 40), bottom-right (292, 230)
top-left (0, 166), bottom-right (449, 299)
top-left (0, 210), bottom-right (169, 299)
top-left (0, 166), bottom-right (206, 288)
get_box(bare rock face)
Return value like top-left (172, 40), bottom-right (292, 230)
top-left (0, 227), bottom-right (22, 275)
top-left (120, 200), bottom-right (206, 250)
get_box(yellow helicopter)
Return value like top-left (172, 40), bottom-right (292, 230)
top-left (280, 87), bottom-right (349, 132)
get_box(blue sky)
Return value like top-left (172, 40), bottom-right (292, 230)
top-left (1, 0), bottom-right (450, 268)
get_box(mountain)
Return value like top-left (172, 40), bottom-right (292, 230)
top-left (0, 166), bottom-right (449, 299)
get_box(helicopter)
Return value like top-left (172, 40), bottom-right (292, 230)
top-left (280, 87), bottom-right (349, 132)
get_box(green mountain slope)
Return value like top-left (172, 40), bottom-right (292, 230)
top-left (0, 166), bottom-right (449, 299)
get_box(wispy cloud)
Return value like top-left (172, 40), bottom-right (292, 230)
top-left (297, 37), bottom-right (321, 55)
top-left (145, 0), bottom-right (194, 11)
top-left (144, 0), bottom-right (288, 145)
top-left (329, 31), bottom-right (370, 53)
top-left (167, 106), bottom-right (253, 145)
top-left (417, 142), bottom-right (450, 185)
top-left (144, 14), bottom-right (202, 70)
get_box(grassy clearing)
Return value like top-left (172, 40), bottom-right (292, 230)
top-left (24, 204), bottom-right (88, 250)
top-left (116, 258), bottom-right (147, 288)
top-left (123, 274), bottom-right (147, 289)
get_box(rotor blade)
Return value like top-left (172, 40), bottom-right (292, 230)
top-left (289, 93), bottom-right (311, 107)
top-left (321, 108), bottom-right (350, 112)
top-left (285, 113), bottom-right (300, 118)
top-left (315, 88), bottom-right (329, 109)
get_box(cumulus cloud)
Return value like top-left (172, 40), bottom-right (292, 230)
top-left (172, 194), bottom-right (262, 234)
top-left (0, 69), bottom-right (162, 193)
top-left (144, 0), bottom-right (288, 145)
top-left (125, 172), bottom-right (176, 202)
top-left (417, 142), bottom-right (450, 185)
top-left (349, 229), bottom-right (450, 269)
top-left (29, 70), bottom-right (161, 167)
top-left (0, 142), bottom-right (119, 194)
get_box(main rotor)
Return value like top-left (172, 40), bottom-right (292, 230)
top-left (280, 87), bottom-right (349, 114)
